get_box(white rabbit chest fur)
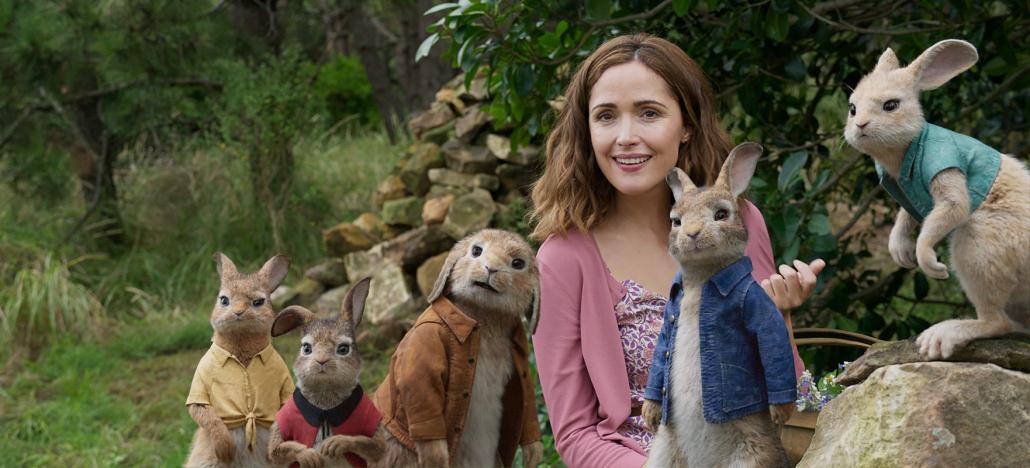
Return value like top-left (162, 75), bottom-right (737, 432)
top-left (665, 283), bottom-right (747, 467)
top-left (454, 326), bottom-right (514, 468)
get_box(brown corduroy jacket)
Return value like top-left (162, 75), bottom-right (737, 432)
top-left (373, 297), bottom-right (541, 467)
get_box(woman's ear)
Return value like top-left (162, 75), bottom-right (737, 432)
top-left (680, 128), bottom-right (691, 144)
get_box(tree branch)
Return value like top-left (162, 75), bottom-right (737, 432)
top-left (833, 185), bottom-right (883, 238)
top-left (800, 2), bottom-right (959, 35)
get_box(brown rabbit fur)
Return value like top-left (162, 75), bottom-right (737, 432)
top-left (375, 229), bottom-right (543, 468)
top-left (267, 277), bottom-right (385, 468)
top-left (643, 143), bottom-right (791, 468)
top-left (844, 39), bottom-right (1030, 359)
top-left (186, 253), bottom-right (291, 468)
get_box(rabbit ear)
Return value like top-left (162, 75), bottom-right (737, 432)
top-left (427, 238), bottom-right (468, 304)
top-left (907, 39), bottom-right (978, 90)
top-left (715, 142), bottom-right (762, 198)
top-left (666, 167), bottom-right (696, 203)
top-left (340, 277), bottom-right (372, 329)
top-left (258, 255), bottom-right (291, 292)
top-left (272, 305), bottom-right (316, 337)
top-left (526, 282), bottom-right (540, 335)
top-left (214, 252), bottom-right (238, 279)
top-left (873, 47), bottom-right (900, 73)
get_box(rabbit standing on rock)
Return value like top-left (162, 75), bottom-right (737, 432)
top-left (642, 143), bottom-right (797, 468)
top-left (844, 39), bottom-right (1030, 359)
top-left (372, 229), bottom-right (543, 468)
top-left (186, 253), bottom-right (295, 467)
top-left (267, 277), bottom-right (385, 468)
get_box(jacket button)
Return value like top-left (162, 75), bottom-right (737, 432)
top-left (463, 392), bottom-right (469, 398)
top-left (662, 386), bottom-right (667, 394)
top-left (468, 358), bottom-right (474, 363)
top-left (665, 351), bottom-right (670, 358)
top-left (670, 315), bottom-right (676, 323)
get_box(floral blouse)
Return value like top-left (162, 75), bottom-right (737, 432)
top-left (614, 278), bottom-right (667, 451)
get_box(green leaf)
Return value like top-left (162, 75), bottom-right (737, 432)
top-left (673, 0), bottom-right (695, 16)
top-left (766, 10), bottom-right (789, 42)
top-left (586, 0), bottom-right (611, 20)
top-left (778, 151), bottom-right (808, 190)
top-left (424, 3), bottom-right (460, 15)
top-left (914, 272), bottom-right (929, 300)
top-left (807, 213), bottom-right (830, 235)
top-left (772, 0), bottom-right (793, 12)
top-left (556, 20), bottom-right (569, 37)
top-left (784, 56), bottom-right (806, 80)
top-left (415, 33), bottom-right (440, 62)
top-left (513, 64), bottom-right (535, 97)
top-left (809, 234), bottom-right (837, 253)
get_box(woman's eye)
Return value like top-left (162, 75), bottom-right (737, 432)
top-left (251, 298), bottom-right (265, 307)
top-left (336, 344), bottom-right (350, 355)
top-left (301, 343), bottom-right (312, 355)
top-left (511, 258), bottom-right (526, 269)
top-left (471, 245), bottom-right (483, 257)
top-left (642, 109), bottom-right (659, 118)
top-left (849, 104), bottom-right (856, 116)
top-left (714, 209), bottom-right (729, 221)
top-left (219, 296), bottom-right (229, 307)
top-left (882, 99), bottom-right (899, 112)
top-left (671, 217), bottom-right (682, 227)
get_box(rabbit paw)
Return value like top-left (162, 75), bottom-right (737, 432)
top-left (521, 441), bottom-right (543, 468)
top-left (916, 320), bottom-right (969, 359)
top-left (319, 435), bottom-right (383, 462)
top-left (769, 402), bottom-right (795, 426)
top-left (295, 447), bottom-right (325, 468)
top-left (888, 230), bottom-right (917, 269)
top-left (212, 428), bottom-right (236, 463)
top-left (642, 399), bottom-right (662, 431)
top-left (916, 243), bottom-right (949, 279)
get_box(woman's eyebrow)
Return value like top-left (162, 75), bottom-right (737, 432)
top-left (590, 99), bottom-right (670, 112)
top-left (635, 99), bottom-right (668, 108)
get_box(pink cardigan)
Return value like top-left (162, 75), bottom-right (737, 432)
top-left (531, 201), bottom-right (804, 468)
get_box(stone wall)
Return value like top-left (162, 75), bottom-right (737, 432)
top-left (272, 73), bottom-right (540, 338)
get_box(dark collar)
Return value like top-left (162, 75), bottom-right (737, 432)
top-left (294, 385), bottom-right (364, 436)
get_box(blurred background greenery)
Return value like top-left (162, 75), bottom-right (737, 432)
top-left (0, 0), bottom-right (1026, 466)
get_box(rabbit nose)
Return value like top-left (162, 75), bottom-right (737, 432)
top-left (234, 310), bottom-right (244, 317)
top-left (687, 231), bottom-right (700, 240)
top-left (316, 358), bottom-right (329, 365)
top-left (856, 121), bottom-right (869, 129)
top-left (485, 266), bottom-right (498, 275)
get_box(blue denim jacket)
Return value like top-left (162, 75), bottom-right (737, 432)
top-left (643, 257), bottom-right (797, 424)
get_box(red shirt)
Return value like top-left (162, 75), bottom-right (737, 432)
top-left (275, 391), bottom-right (381, 468)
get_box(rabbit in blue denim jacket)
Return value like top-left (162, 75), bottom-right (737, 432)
top-left (642, 143), bottom-right (796, 468)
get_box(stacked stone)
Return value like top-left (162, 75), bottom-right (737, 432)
top-left (272, 73), bottom-right (540, 339)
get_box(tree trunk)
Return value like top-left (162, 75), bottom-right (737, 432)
top-left (68, 96), bottom-right (126, 246)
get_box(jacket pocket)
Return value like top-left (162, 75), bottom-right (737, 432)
top-left (720, 363), bottom-right (762, 412)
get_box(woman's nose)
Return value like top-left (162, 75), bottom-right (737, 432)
top-left (616, 119), bottom-right (640, 146)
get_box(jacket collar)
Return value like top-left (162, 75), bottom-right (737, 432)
top-left (430, 296), bottom-right (477, 344)
top-left (293, 385), bottom-right (364, 438)
top-left (710, 257), bottom-right (753, 296)
top-left (900, 120), bottom-right (930, 181)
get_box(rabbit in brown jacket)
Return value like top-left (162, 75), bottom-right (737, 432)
top-left (372, 229), bottom-right (543, 468)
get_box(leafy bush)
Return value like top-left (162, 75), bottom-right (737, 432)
top-left (315, 54), bottom-right (381, 126)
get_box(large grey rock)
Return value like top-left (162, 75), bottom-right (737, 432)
top-left (314, 284), bottom-right (350, 316)
top-left (304, 259), bottom-right (348, 288)
top-left (322, 223), bottom-right (378, 257)
top-left (416, 252), bottom-right (450, 297)
top-left (381, 196), bottom-right (424, 227)
top-left (289, 278), bottom-right (325, 308)
top-left (378, 225), bottom-right (454, 272)
top-left (486, 134), bottom-right (539, 165)
top-left (443, 139), bottom-right (496, 174)
top-left (372, 175), bottom-right (408, 210)
top-left (399, 143), bottom-right (445, 196)
top-left (454, 105), bottom-right (492, 141)
top-left (352, 212), bottom-right (387, 241)
top-left (441, 189), bottom-right (496, 240)
top-left (408, 102), bottom-right (455, 139)
top-left (428, 168), bottom-right (499, 191)
top-left (495, 163), bottom-right (538, 193)
top-left (271, 285), bottom-right (299, 309)
top-left (837, 335), bottom-right (1030, 386)
top-left (343, 247), bottom-right (385, 285)
top-left (420, 120), bottom-right (454, 145)
top-left (365, 262), bottom-right (419, 325)
top-left (427, 184), bottom-right (471, 199)
top-left (799, 362), bottom-right (1030, 468)
top-left (435, 87), bottom-right (466, 114)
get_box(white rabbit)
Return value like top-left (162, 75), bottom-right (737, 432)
top-left (844, 39), bottom-right (1030, 359)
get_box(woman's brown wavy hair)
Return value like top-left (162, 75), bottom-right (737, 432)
top-left (529, 33), bottom-right (733, 241)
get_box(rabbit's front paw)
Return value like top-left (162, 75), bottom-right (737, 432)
top-left (521, 441), bottom-right (543, 468)
top-left (769, 402), bottom-right (795, 425)
top-left (295, 447), bottom-right (325, 468)
top-left (210, 426), bottom-right (236, 463)
top-left (416, 439), bottom-right (449, 468)
top-left (642, 399), bottom-right (662, 431)
top-left (916, 242), bottom-right (949, 279)
top-left (917, 320), bottom-right (969, 360)
top-left (888, 230), bottom-right (917, 268)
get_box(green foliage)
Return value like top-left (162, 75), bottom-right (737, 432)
top-left (315, 54), bottom-right (381, 125)
top-left (420, 0), bottom-right (1030, 351)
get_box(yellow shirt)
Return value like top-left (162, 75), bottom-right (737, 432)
top-left (186, 342), bottom-right (294, 450)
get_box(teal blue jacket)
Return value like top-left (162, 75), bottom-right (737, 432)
top-left (875, 122), bottom-right (1001, 223)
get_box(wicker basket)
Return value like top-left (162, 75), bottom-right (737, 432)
top-left (781, 328), bottom-right (882, 464)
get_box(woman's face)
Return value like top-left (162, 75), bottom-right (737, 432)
top-left (588, 60), bottom-right (688, 199)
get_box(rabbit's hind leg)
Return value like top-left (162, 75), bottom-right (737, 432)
top-left (725, 414), bottom-right (788, 468)
top-left (647, 426), bottom-right (686, 468)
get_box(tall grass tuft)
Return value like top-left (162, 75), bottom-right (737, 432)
top-left (0, 253), bottom-right (104, 354)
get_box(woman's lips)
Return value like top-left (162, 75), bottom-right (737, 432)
top-left (613, 154), bottom-right (652, 172)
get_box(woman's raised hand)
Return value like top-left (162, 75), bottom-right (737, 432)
top-left (760, 259), bottom-right (826, 311)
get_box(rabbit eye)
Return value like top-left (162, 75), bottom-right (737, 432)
top-left (251, 298), bottom-right (265, 307)
top-left (882, 99), bottom-right (899, 112)
top-left (218, 296), bottom-right (229, 307)
top-left (471, 245), bottom-right (483, 257)
top-left (848, 104), bottom-right (856, 116)
top-left (714, 209), bottom-right (729, 221)
top-left (511, 258), bottom-right (526, 270)
top-left (336, 344), bottom-right (350, 355)
top-left (671, 217), bottom-right (682, 227)
top-left (301, 343), bottom-right (312, 355)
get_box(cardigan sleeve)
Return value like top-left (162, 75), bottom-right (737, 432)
top-left (532, 242), bottom-right (646, 468)
top-left (741, 200), bottom-right (806, 378)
